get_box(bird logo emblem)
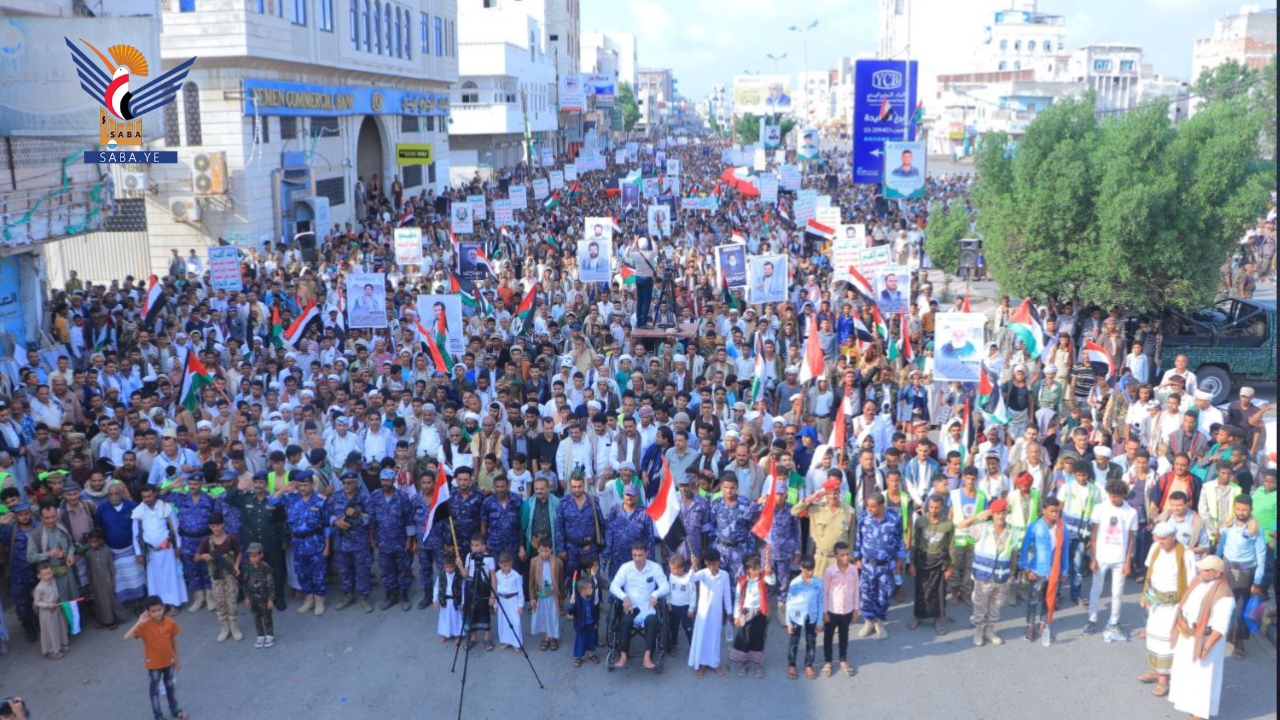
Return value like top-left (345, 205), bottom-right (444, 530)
top-left (65, 37), bottom-right (196, 150)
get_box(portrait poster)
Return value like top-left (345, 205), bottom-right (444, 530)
top-left (883, 140), bottom-right (926, 200)
top-left (345, 273), bottom-right (388, 329)
top-left (933, 312), bottom-right (987, 383)
top-left (416, 294), bottom-right (465, 356)
top-left (715, 244), bottom-right (748, 288)
top-left (875, 265), bottom-right (910, 316)
top-left (747, 254), bottom-right (789, 305)
top-left (646, 205), bottom-right (672, 238)
top-left (456, 241), bottom-right (487, 282)
top-left (578, 236), bottom-right (613, 284)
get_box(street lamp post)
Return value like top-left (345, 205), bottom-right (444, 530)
top-left (766, 53), bottom-right (787, 75)
top-left (789, 20), bottom-right (818, 128)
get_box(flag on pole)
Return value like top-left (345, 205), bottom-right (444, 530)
top-left (61, 600), bottom-right (83, 635)
top-left (751, 459), bottom-right (779, 541)
top-left (413, 318), bottom-right (452, 373)
top-left (422, 466), bottom-right (452, 543)
top-left (831, 393), bottom-right (851, 452)
top-left (805, 219), bottom-right (835, 241)
top-left (509, 283), bottom-right (538, 337)
top-left (749, 333), bottom-right (765, 407)
top-left (450, 272), bottom-right (482, 313)
top-left (646, 459), bottom-right (687, 551)
top-left (1008, 298), bottom-right (1046, 358)
top-left (871, 304), bottom-right (890, 341)
top-left (141, 275), bottom-right (166, 328)
top-left (979, 366), bottom-right (1010, 427)
top-left (798, 314), bottom-right (823, 384)
top-left (473, 249), bottom-right (500, 280)
top-left (282, 301), bottom-right (320, 349)
top-left (959, 398), bottom-right (974, 468)
top-left (270, 306), bottom-right (284, 349)
top-left (179, 351), bottom-right (214, 412)
top-left (1083, 339), bottom-right (1114, 380)
top-left (847, 265), bottom-right (874, 299)
top-left (93, 315), bottom-right (114, 353)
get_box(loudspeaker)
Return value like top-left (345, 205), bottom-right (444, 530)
top-left (435, 196), bottom-right (449, 215)
top-left (958, 239), bottom-right (980, 270)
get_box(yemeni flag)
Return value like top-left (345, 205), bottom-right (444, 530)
top-left (510, 283), bottom-right (538, 337)
top-left (646, 459), bottom-right (687, 551)
top-left (283, 301), bottom-right (320, 349)
top-left (979, 366), bottom-right (1010, 427)
top-left (1008, 298), bottom-right (1046, 358)
top-left (900, 310), bottom-right (915, 364)
top-left (270, 306), bottom-right (284, 349)
top-left (474, 249), bottom-right (500, 280)
top-left (422, 465), bottom-right (453, 547)
top-left (1083, 339), bottom-right (1114, 380)
top-left (778, 206), bottom-right (792, 227)
top-left (397, 205), bottom-right (415, 227)
top-left (749, 333), bottom-right (765, 407)
top-left (179, 350), bottom-right (214, 412)
top-left (752, 459), bottom-right (780, 541)
top-left (847, 266), bottom-right (874, 299)
top-left (878, 97), bottom-right (893, 121)
top-left (797, 314), bottom-right (824, 385)
top-left (805, 219), bottom-right (835, 242)
top-left (413, 317), bottom-right (452, 373)
top-left (141, 275), bottom-right (166, 328)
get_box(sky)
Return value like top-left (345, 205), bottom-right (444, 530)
top-left (582, 0), bottom-right (1268, 98)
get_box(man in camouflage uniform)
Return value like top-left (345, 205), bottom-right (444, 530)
top-left (223, 472), bottom-right (288, 611)
top-left (163, 474), bottom-right (217, 613)
top-left (328, 472), bottom-right (373, 612)
top-left (555, 473), bottom-right (605, 579)
top-left (603, 485), bottom-right (653, 579)
top-left (268, 470), bottom-right (330, 616)
top-left (709, 475), bottom-right (761, 581)
top-left (368, 468), bottom-right (414, 611)
top-left (481, 475), bottom-right (522, 561)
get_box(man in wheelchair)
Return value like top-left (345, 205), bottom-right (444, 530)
top-left (607, 542), bottom-right (671, 670)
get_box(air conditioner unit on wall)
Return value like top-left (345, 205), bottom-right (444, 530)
top-left (120, 172), bottom-right (148, 194)
top-left (192, 151), bottom-right (227, 195)
top-left (170, 196), bottom-right (201, 223)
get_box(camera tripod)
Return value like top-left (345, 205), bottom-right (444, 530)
top-left (451, 553), bottom-right (544, 720)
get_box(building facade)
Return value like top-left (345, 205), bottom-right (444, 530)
top-left (637, 68), bottom-right (673, 130)
top-left (582, 31), bottom-right (636, 88)
top-left (974, 4), bottom-right (1067, 76)
top-left (1192, 5), bottom-right (1277, 81)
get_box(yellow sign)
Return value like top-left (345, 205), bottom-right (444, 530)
top-left (396, 143), bottom-right (434, 165)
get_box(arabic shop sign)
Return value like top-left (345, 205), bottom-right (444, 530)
top-left (242, 79), bottom-right (450, 118)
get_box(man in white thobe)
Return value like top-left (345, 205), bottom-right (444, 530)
top-left (130, 485), bottom-right (189, 611)
top-left (1168, 555), bottom-right (1237, 720)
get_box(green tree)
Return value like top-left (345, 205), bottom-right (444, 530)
top-left (1192, 58), bottom-right (1257, 105)
top-left (733, 115), bottom-right (795, 145)
top-left (616, 81), bottom-right (641, 131)
top-left (925, 199), bottom-right (969, 275)
top-left (973, 90), bottom-right (1270, 312)
top-left (708, 114), bottom-right (721, 136)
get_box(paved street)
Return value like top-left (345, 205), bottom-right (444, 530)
top-left (1, 577), bottom-right (1274, 720)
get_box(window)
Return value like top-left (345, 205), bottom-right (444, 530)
top-left (292, 0), bottom-right (306, 25)
top-left (104, 198), bottom-right (148, 232)
top-left (434, 16), bottom-right (443, 56)
top-left (999, 39), bottom-right (1007, 51)
top-left (374, 3), bottom-right (382, 53)
top-left (401, 115), bottom-right (419, 132)
top-left (179, 0), bottom-right (195, 11)
top-left (425, 116), bottom-right (435, 132)
top-left (182, 82), bottom-right (202, 146)
top-left (1013, 40), bottom-right (1021, 52)
top-left (1013, 61), bottom-right (1021, 70)
top-left (363, 0), bottom-right (370, 51)
top-left (164, 103), bottom-right (180, 146)
top-left (402, 164), bottom-right (422, 188)
top-left (319, 0), bottom-right (332, 31)
top-left (420, 12), bottom-right (429, 54)
top-left (428, 162), bottom-right (436, 185)
top-left (315, 176), bottom-right (346, 206)
top-left (255, 115), bottom-right (271, 144)
top-left (461, 81), bottom-right (479, 104)
top-left (998, 61), bottom-right (1007, 71)
top-left (310, 116), bottom-right (339, 138)
top-left (395, 8), bottom-right (402, 57)
top-left (350, 0), bottom-right (359, 47)
top-left (530, 30), bottom-right (535, 62)
top-left (1093, 59), bottom-right (1111, 72)
top-left (384, 7), bottom-right (392, 56)
top-left (1042, 40), bottom-right (1051, 52)
top-left (404, 10), bottom-right (411, 59)
top-left (483, 0), bottom-right (495, 6)
top-left (280, 116), bottom-right (297, 139)
top-left (1120, 60), bottom-right (1135, 72)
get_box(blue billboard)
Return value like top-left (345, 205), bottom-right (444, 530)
top-left (852, 60), bottom-right (919, 185)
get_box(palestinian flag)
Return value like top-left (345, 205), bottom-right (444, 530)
top-left (645, 459), bottom-right (687, 551)
top-left (544, 233), bottom-right (560, 251)
top-left (871, 304), bottom-right (890, 341)
top-left (805, 219), bottom-right (835, 241)
top-left (283, 301), bottom-right (320, 349)
top-left (451, 272), bottom-right (481, 312)
top-left (413, 317), bottom-right (452, 373)
top-left (721, 276), bottom-right (739, 311)
top-left (751, 459), bottom-right (779, 541)
top-left (979, 366), bottom-right (1009, 427)
top-left (93, 315), bottom-right (114, 353)
top-left (141, 275), bottom-right (166, 328)
top-left (422, 465), bottom-right (452, 547)
top-left (797, 314), bottom-right (823, 385)
top-left (618, 263), bottom-right (636, 286)
top-left (1083, 339), bottom-right (1114, 380)
top-left (179, 350), bottom-right (214, 412)
top-left (1008, 298), bottom-right (1046, 358)
top-left (544, 194), bottom-right (561, 211)
top-left (270, 306), bottom-right (284, 349)
top-left (510, 283), bottom-right (537, 337)
top-left (397, 205), bottom-right (415, 227)
top-left (912, 101), bottom-right (924, 127)
top-left (847, 266), bottom-right (874, 299)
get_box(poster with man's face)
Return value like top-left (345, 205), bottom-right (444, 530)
top-left (578, 236), bottom-right (613, 285)
top-left (456, 241), bottom-right (487, 282)
top-left (747, 254), bottom-right (789, 305)
top-left (345, 273), bottom-right (388, 329)
top-left (933, 312), bottom-right (987, 383)
top-left (875, 265), bottom-right (910, 315)
top-left (716, 244), bottom-right (748, 288)
top-left (646, 205), bottom-right (672, 238)
top-left (416, 295), bottom-right (465, 356)
top-left (883, 140), bottom-right (926, 200)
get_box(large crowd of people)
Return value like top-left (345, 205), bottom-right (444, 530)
top-left (0, 133), bottom-right (1274, 720)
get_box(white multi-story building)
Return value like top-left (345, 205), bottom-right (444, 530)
top-left (546, 0), bottom-right (581, 153)
top-left (1065, 43), bottom-right (1144, 113)
top-left (1192, 5), bottom-right (1278, 81)
top-left (975, 2), bottom-right (1067, 77)
top-left (449, 0), bottom-right (557, 181)
top-left (582, 32), bottom-right (636, 88)
top-left (796, 70), bottom-right (836, 125)
top-left (637, 68), bottom-right (673, 129)
top-left (877, 0), bottom-right (996, 116)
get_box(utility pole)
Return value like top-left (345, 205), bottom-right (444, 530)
top-left (789, 21), bottom-right (818, 127)
top-left (766, 53), bottom-right (787, 75)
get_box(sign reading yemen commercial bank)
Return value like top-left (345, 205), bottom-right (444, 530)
top-left (243, 79), bottom-right (451, 117)
top-left (66, 37), bottom-right (196, 164)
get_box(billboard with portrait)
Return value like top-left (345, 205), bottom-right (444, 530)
top-left (933, 312), bottom-right (987, 383)
top-left (416, 295), bottom-right (465, 356)
top-left (345, 273), bottom-right (388, 329)
top-left (733, 74), bottom-right (793, 116)
top-left (747, 254), bottom-right (789, 305)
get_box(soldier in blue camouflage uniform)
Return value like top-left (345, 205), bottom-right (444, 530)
top-left (1, 502), bottom-right (39, 641)
top-left (603, 485), bottom-right (653, 579)
top-left (709, 475), bottom-right (762, 582)
top-left (210, 468), bottom-right (243, 541)
top-left (368, 468), bottom-right (415, 611)
top-left (447, 468), bottom-right (483, 556)
top-left (411, 470), bottom-right (451, 609)
top-left (762, 479), bottom-right (801, 605)
top-left (672, 474), bottom-right (711, 567)
top-left (555, 474), bottom-right (606, 579)
top-left (267, 469), bottom-right (331, 615)
top-left (165, 473), bottom-right (218, 612)
top-left (855, 492), bottom-right (904, 639)
top-left (480, 476), bottom-right (522, 560)
top-left (328, 472), bottom-right (374, 613)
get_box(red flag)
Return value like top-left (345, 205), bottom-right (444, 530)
top-left (798, 313), bottom-right (824, 384)
top-left (900, 310), bottom-right (915, 364)
top-left (751, 458), bottom-right (778, 541)
top-left (414, 318), bottom-right (450, 373)
top-left (831, 392), bottom-right (850, 451)
top-left (961, 284), bottom-right (971, 313)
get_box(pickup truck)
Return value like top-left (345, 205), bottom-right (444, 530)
top-left (1142, 298), bottom-right (1276, 405)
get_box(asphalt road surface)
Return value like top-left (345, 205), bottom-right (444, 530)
top-left (1, 577), bottom-right (1274, 720)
